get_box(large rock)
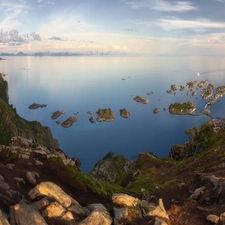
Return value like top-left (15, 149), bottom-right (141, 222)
top-left (79, 210), bottom-right (112, 225)
top-left (42, 201), bottom-right (66, 218)
top-left (0, 209), bottom-right (10, 225)
top-left (11, 202), bottom-right (47, 225)
top-left (206, 214), bottom-right (219, 224)
top-left (145, 199), bottom-right (169, 221)
top-left (26, 171), bottom-right (38, 186)
top-left (28, 181), bottom-right (80, 208)
top-left (112, 193), bottom-right (139, 207)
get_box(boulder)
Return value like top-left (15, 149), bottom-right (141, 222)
top-left (0, 209), bottom-right (10, 225)
top-left (12, 202), bottom-right (47, 225)
top-left (190, 186), bottom-right (205, 200)
top-left (206, 214), bottom-right (219, 224)
top-left (42, 202), bottom-right (66, 218)
top-left (79, 210), bottom-right (112, 225)
top-left (68, 204), bottom-right (88, 217)
top-left (145, 199), bottom-right (169, 221)
top-left (112, 193), bottom-right (139, 207)
top-left (32, 198), bottom-right (49, 211)
top-left (220, 212), bottom-right (225, 225)
top-left (26, 171), bottom-right (38, 186)
top-left (28, 181), bottom-right (76, 208)
top-left (154, 217), bottom-right (168, 225)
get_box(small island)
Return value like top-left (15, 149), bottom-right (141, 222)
top-left (169, 102), bottom-right (196, 115)
top-left (153, 108), bottom-right (159, 114)
top-left (171, 84), bottom-right (177, 91)
top-left (133, 96), bottom-right (149, 104)
top-left (120, 108), bottom-right (131, 118)
top-left (179, 85), bottom-right (185, 91)
top-left (51, 110), bottom-right (66, 119)
top-left (28, 103), bottom-right (47, 109)
top-left (89, 116), bottom-right (95, 123)
top-left (96, 108), bottom-right (115, 122)
top-left (61, 116), bottom-right (77, 128)
top-left (186, 81), bottom-right (197, 89)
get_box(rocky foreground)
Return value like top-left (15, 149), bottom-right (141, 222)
top-left (1, 125), bottom-right (225, 225)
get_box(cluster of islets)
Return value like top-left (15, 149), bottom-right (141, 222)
top-left (166, 80), bottom-right (225, 117)
top-left (28, 79), bottom-right (225, 128)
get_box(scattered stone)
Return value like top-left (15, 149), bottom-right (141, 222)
top-left (12, 202), bottom-right (48, 225)
top-left (112, 193), bottom-right (139, 207)
top-left (220, 212), bottom-right (225, 224)
top-left (190, 186), bottom-right (205, 200)
top-left (32, 198), bottom-right (50, 211)
top-left (0, 209), bottom-right (10, 225)
top-left (28, 181), bottom-right (76, 208)
top-left (26, 171), bottom-right (38, 186)
top-left (79, 210), bottom-right (112, 225)
top-left (145, 199), bottom-right (169, 221)
top-left (42, 201), bottom-right (66, 218)
top-left (206, 214), bottom-right (219, 224)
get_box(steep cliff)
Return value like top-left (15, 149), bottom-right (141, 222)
top-left (0, 76), bottom-right (58, 148)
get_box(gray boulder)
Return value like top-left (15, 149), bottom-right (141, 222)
top-left (11, 202), bottom-right (47, 225)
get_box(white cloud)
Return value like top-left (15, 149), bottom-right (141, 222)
top-left (0, 1), bottom-right (27, 29)
top-left (124, 0), bottom-right (197, 12)
top-left (131, 17), bottom-right (225, 32)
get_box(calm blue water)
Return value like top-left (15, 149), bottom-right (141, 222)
top-left (1, 56), bottom-right (225, 172)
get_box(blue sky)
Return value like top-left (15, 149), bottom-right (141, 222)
top-left (0, 0), bottom-right (225, 55)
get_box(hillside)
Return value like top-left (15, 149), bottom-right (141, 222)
top-left (1, 73), bottom-right (225, 224)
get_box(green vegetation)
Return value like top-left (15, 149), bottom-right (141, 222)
top-left (169, 101), bottom-right (196, 115)
top-left (6, 152), bottom-right (19, 163)
top-left (0, 76), bottom-right (58, 147)
top-left (96, 108), bottom-right (115, 120)
top-left (49, 157), bottom-right (64, 167)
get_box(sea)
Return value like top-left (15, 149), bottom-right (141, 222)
top-left (1, 55), bottom-right (225, 172)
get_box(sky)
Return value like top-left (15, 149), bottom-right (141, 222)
top-left (0, 0), bottom-right (225, 55)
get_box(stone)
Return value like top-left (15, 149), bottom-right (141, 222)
top-left (154, 217), bottom-right (168, 225)
top-left (206, 214), bottom-right (219, 224)
top-left (5, 164), bottom-right (15, 170)
top-left (26, 171), bottom-right (38, 185)
top-left (13, 177), bottom-right (26, 185)
top-left (113, 207), bottom-right (129, 222)
top-left (42, 202), bottom-right (66, 218)
top-left (32, 198), bottom-right (49, 211)
top-left (0, 175), bottom-right (4, 181)
top-left (28, 181), bottom-right (77, 208)
top-left (0, 209), bottom-right (10, 225)
top-left (220, 212), bottom-right (225, 224)
top-left (68, 204), bottom-right (88, 216)
top-left (12, 202), bottom-right (48, 225)
top-left (190, 186), bottom-right (205, 200)
top-left (61, 211), bottom-right (74, 221)
top-left (112, 193), bottom-right (139, 207)
top-left (146, 199), bottom-right (169, 221)
top-left (79, 210), bottom-right (112, 225)
top-left (0, 180), bottom-right (10, 191)
top-left (87, 203), bottom-right (107, 212)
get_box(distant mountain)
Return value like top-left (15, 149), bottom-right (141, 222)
top-left (0, 51), bottom-right (129, 57)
